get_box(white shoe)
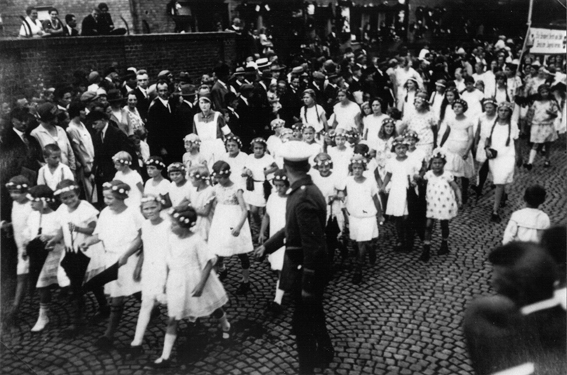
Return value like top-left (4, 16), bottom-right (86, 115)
top-left (31, 315), bottom-right (50, 332)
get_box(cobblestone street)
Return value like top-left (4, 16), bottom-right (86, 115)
top-left (2, 139), bottom-right (566, 375)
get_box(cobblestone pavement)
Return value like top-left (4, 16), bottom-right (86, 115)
top-left (2, 138), bottom-right (566, 375)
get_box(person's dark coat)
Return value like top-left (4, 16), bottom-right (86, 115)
top-left (81, 14), bottom-right (99, 36)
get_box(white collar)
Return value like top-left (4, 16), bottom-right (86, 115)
top-left (158, 97), bottom-right (169, 107)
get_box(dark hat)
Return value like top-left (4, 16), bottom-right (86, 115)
top-left (37, 102), bottom-right (61, 122)
top-left (312, 71), bottom-right (325, 80)
top-left (291, 66), bottom-right (304, 75)
top-left (261, 70), bottom-right (272, 80)
top-left (231, 67), bottom-right (245, 79)
top-left (85, 110), bottom-right (109, 122)
top-left (178, 71), bottom-right (190, 82)
top-left (106, 89), bottom-right (124, 103)
top-left (239, 83), bottom-right (254, 93)
top-left (213, 64), bottom-right (230, 77)
top-left (103, 67), bottom-right (117, 77)
top-left (98, 2), bottom-right (109, 11)
top-left (327, 73), bottom-right (339, 80)
top-left (180, 84), bottom-right (196, 98)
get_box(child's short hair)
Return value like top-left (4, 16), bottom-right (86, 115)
top-left (102, 180), bottom-right (130, 200)
top-left (112, 151), bottom-right (132, 165)
top-left (211, 160), bottom-right (231, 178)
top-left (314, 152), bottom-right (333, 169)
top-left (272, 169), bottom-right (290, 185)
top-left (302, 125), bottom-right (316, 133)
top-left (28, 184), bottom-right (60, 210)
top-left (169, 207), bottom-right (197, 228)
top-left (43, 143), bottom-right (61, 157)
top-left (387, 107), bottom-right (402, 120)
top-left (54, 179), bottom-right (80, 197)
top-left (224, 135), bottom-right (242, 149)
top-left (167, 162), bottom-right (186, 175)
top-left (146, 156), bottom-right (166, 170)
top-left (353, 143), bottom-right (370, 158)
top-left (188, 165), bottom-right (210, 181)
top-left (524, 185), bottom-right (546, 207)
top-left (6, 175), bottom-right (30, 192)
top-left (134, 128), bottom-right (147, 140)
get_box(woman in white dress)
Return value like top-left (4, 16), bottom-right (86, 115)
top-left (363, 98), bottom-right (390, 147)
top-left (193, 94), bottom-right (229, 164)
top-left (483, 102), bottom-right (521, 222)
top-left (299, 89), bottom-right (328, 135)
top-left (333, 89), bottom-right (362, 133)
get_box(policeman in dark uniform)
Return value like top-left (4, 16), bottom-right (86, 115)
top-left (255, 141), bottom-right (334, 375)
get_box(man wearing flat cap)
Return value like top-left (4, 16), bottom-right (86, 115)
top-left (256, 141), bottom-right (334, 375)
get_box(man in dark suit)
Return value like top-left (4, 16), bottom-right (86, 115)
top-left (278, 79), bottom-right (302, 126)
top-left (81, 8), bottom-right (100, 36)
top-left (211, 64), bottom-right (230, 114)
top-left (323, 73), bottom-right (339, 115)
top-left (146, 81), bottom-right (180, 164)
top-left (251, 71), bottom-right (273, 139)
top-left (235, 84), bottom-right (256, 149)
top-left (257, 141), bottom-right (334, 374)
top-left (309, 72), bottom-right (327, 107)
top-left (63, 14), bottom-right (79, 36)
top-left (2, 108), bottom-right (43, 172)
top-left (133, 70), bottom-right (150, 122)
top-left (89, 111), bottom-right (131, 205)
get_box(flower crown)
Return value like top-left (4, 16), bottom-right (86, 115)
top-left (382, 118), bottom-right (396, 126)
top-left (26, 194), bottom-right (55, 203)
top-left (273, 174), bottom-right (288, 182)
top-left (146, 158), bottom-right (166, 169)
top-left (430, 148), bottom-right (447, 160)
top-left (403, 130), bottom-right (419, 140)
top-left (189, 171), bottom-right (209, 180)
top-left (113, 158), bottom-right (132, 166)
top-left (498, 101), bottom-right (514, 112)
top-left (250, 137), bottom-right (267, 146)
top-left (102, 182), bottom-right (130, 196)
top-left (292, 123), bottom-right (304, 131)
top-left (483, 98), bottom-right (497, 107)
top-left (392, 137), bottom-right (411, 148)
top-left (140, 195), bottom-right (166, 205)
top-left (5, 182), bottom-right (29, 190)
top-left (346, 130), bottom-right (360, 138)
top-left (349, 157), bottom-right (367, 166)
top-left (54, 185), bottom-right (79, 196)
top-left (224, 135), bottom-right (243, 148)
top-left (168, 208), bottom-right (196, 227)
top-left (315, 159), bottom-right (332, 167)
top-left (270, 119), bottom-right (286, 129)
top-left (211, 169), bottom-right (231, 178)
top-left (167, 163), bottom-right (186, 173)
top-left (452, 98), bottom-right (468, 111)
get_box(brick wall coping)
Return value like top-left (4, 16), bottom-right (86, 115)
top-left (0, 32), bottom-right (236, 51)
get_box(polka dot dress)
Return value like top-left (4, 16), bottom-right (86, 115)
top-left (424, 170), bottom-right (458, 220)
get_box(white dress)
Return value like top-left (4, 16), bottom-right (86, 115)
top-left (488, 121), bottom-right (519, 185)
top-left (12, 200), bottom-right (33, 275)
top-left (328, 146), bottom-right (354, 180)
top-left (144, 178), bottom-right (171, 198)
top-left (502, 208), bottom-right (550, 244)
top-left (371, 137), bottom-right (395, 180)
top-left (265, 194), bottom-right (287, 271)
top-left (166, 233), bottom-right (228, 321)
top-left (114, 170), bottom-right (144, 209)
top-left (168, 181), bottom-right (194, 208)
top-left (243, 153), bottom-right (275, 207)
top-left (188, 186), bottom-right (215, 242)
top-left (385, 157), bottom-right (416, 217)
top-left (345, 177), bottom-right (379, 242)
top-left (441, 116), bottom-right (475, 178)
top-left (300, 104), bottom-right (326, 133)
top-left (220, 152), bottom-right (248, 193)
top-left (140, 219), bottom-right (169, 301)
top-left (334, 102), bottom-right (361, 132)
top-left (364, 114), bottom-right (389, 147)
top-left (424, 170), bottom-right (458, 220)
top-left (194, 112), bottom-right (226, 163)
top-left (208, 183), bottom-right (253, 257)
top-left (475, 114), bottom-right (498, 163)
top-left (56, 201), bottom-right (105, 282)
top-left (94, 207), bottom-right (143, 297)
top-left (25, 211), bottom-right (68, 288)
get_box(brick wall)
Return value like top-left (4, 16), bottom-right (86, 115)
top-left (131, 0), bottom-right (175, 34)
top-left (0, 0), bottom-right (133, 37)
top-left (0, 32), bottom-right (236, 100)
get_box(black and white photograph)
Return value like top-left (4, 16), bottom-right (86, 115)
top-left (0, 0), bottom-right (565, 374)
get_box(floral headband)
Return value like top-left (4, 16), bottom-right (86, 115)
top-left (5, 182), bottom-right (29, 191)
top-left (210, 169), bottom-right (231, 178)
top-left (403, 130), bottom-right (419, 140)
top-left (189, 171), bottom-right (209, 180)
top-left (250, 137), bottom-right (268, 146)
top-left (292, 123), bottom-right (304, 131)
top-left (54, 185), bottom-right (79, 196)
top-left (102, 182), bottom-right (130, 196)
top-left (273, 174), bottom-right (288, 182)
top-left (26, 194), bottom-right (55, 203)
top-left (224, 135), bottom-right (243, 148)
top-left (167, 163), bottom-right (186, 173)
top-left (146, 158), bottom-right (166, 169)
top-left (346, 130), bottom-right (360, 138)
top-left (140, 195), bottom-right (166, 206)
top-left (270, 119), bottom-right (286, 130)
top-left (113, 158), bottom-right (132, 166)
top-left (498, 101), bottom-right (514, 112)
top-left (168, 208), bottom-right (196, 228)
top-left (315, 159), bottom-right (333, 167)
top-left (483, 98), bottom-right (498, 107)
top-left (452, 98), bottom-right (468, 112)
top-left (430, 148), bottom-right (447, 160)
top-left (349, 156), bottom-right (367, 166)
top-left (382, 118), bottom-right (396, 127)
top-left (392, 137), bottom-right (411, 148)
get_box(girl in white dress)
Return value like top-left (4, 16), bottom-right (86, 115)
top-left (300, 89), bottom-right (328, 135)
top-left (79, 180), bottom-right (143, 349)
top-left (112, 151), bottom-right (143, 208)
top-left (208, 161), bottom-right (254, 294)
top-left (371, 119), bottom-right (397, 214)
top-left (484, 102), bottom-right (520, 223)
top-left (344, 155), bottom-right (381, 285)
top-left (51, 180), bottom-right (107, 336)
top-left (182, 134), bottom-right (208, 171)
top-left (420, 149), bottom-right (462, 262)
top-left (328, 131), bottom-right (354, 180)
top-left (3, 177), bottom-right (33, 327)
top-left (440, 99), bottom-right (475, 204)
top-left (302, 126), bottom-right (323, 165)
top-left (381, 137), bottom-right (420, 252)
top-left (220, 135), bottom-right (248, 189)
top-left (243, 138), bottom-right (278, 244)
top-left (187, 165), bottom-right (215, 242)
top-left (401, 78), bottom-right (419, 119)
top-left (128, 195), bottom-right (169, 358)
top-left (192, 94), bottom-right (229, 164)
top-left (363, 98), bottom-right (390, 148)
top-left (259, 170), bottom-right (288, 312)
top-left (266, 119), bottom-right (286, 157)
top-left (167, 163), bottom-right (192, 208)
top-left (473, 98), bottom-right (498, 196)
top-left (23, 186), bottom-right (66, 333)
top-left (143, 157), bottom-right (171, 209)
top-left (151, 207), bottom-right (230, 368)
